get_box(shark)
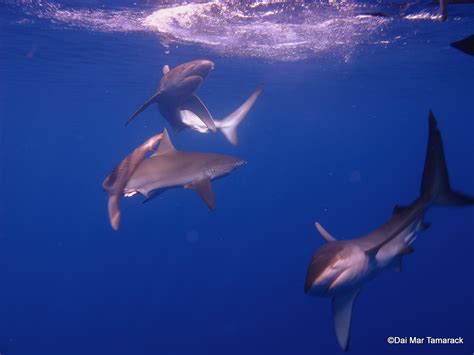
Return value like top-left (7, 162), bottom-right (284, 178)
top-left (103, 129), bottom-right (245, 230)
top-left (126, 59), bottom-right (262, 145)
top-left (304, 111), bottom-right (474, 351)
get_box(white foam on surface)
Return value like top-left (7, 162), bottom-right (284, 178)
top-left (11, 0), bottom-right (450, 61)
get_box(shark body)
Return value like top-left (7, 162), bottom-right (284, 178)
top-left (103, 129), bottom-right (245, 230)
top-left (304, 112), bottom-right (474, 351)
top-left (126, 59), bottom-right (262, 145)
top-left (124, 129), bottom-right (245, 203)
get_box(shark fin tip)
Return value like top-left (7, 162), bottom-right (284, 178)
top-left (315, 222), bottom-right (337, 242)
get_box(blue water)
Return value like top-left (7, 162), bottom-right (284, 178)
top-left (1, 1), bottom-right (473, 354)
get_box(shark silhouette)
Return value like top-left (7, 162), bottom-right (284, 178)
top-left (126, 59), bottom-right (262, 145)
top-left (103, 129), bottom-right (245, 230)
top-left (304, 111), bottom-right (474, 351)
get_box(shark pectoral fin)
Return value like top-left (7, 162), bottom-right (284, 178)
top-left (126, 92), bottom-right (161, 126)
top-left (107, 195), bottom-right (121, 231)
top-left (332, 288), bottom-right (360, 352)
top-left (162, 64), bottom-right (170, 75)
top-left (152, 128), bottom-right (177, 156)
top-left (314, 222), bottom-right (337, 242)
top-left (186, 177), bottom-right (215, 210)
top-left (181, 95), bottom-right (217, 132)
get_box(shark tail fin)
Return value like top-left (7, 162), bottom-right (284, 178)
top-left (420, 111), bottom-right (474, 207)
top-left (217, 85), bottom-right (263, 145)
top-left (125, 92), bottom-right (161, 126)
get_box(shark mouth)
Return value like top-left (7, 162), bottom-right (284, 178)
top-left (5, 0), bottom-right (469, 62)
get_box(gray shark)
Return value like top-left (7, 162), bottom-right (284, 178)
top-left (103, 129), bottom-right (245, 230)
top-left (304, 112), bottom-right (474, 351)
top-left (126, 59), bottom-right (262, 145)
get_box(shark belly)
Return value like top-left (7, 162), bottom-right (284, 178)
top-left (354, 199), bottom-right (429, 273)
top-left (375, 217), bottom-right (422, 269)
top-left (180, 110), bottom-right (212, 133)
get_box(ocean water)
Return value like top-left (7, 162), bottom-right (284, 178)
top-left (0, 1), bottom-right (473, 354)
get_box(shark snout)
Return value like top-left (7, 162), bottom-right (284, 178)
top-left (209, 156), bottom-right (246, 179)
top-left (305, 242), bottom-right (370, 297)
top-left (191, 59), bottom-right (215, 79)
top-left (197, 59), bottom-right (214, 70)
top-left (228, 158), bottom-right (246, 172)
top-left (235, 159), bottom-right (246, 167)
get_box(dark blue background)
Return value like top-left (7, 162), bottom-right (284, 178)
top-left (1, 2), bottom-right (473, 354)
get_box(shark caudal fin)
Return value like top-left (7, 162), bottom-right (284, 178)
top-left (217, 85), bottom-right (263, 145)
top-left (125, 92), bottom-right (161, 126)
top-left (420, 111), bottom-right (474, 206)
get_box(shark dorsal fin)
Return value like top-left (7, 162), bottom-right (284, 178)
top-left (153, 128), bottom-right (176, 156)
top-left (163, 64), bottom-right (170, 75)
top-left (315, 222), bottom-right (337, 242)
